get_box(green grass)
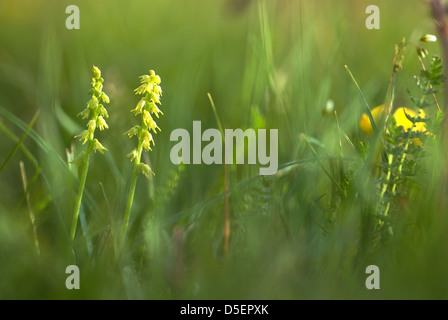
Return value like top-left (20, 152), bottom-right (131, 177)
top-left (0, 0), bottom-right (448, 299)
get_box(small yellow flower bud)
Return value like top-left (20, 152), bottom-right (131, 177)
top-left (131, 99), bottom-right (146, 115)
top-left (127, 149), bottom-right (139, 162)
top-left (87, 119), bottom-right (96, 132)
top-left (92, 66), bottom-right (101, 79)
top-left (148, 101), bottom-right (163, 118)
top-left (322, 99), bottom-right (334, 116)
top-left (88, 96), bottom-right (99, 110)
top-left (153, 85), bottom-right (162, 96)
top-left (97, 116), bottom-right (108, 131)
top-left (101, 92), bottom-right (110, 104)
top-left (99, 105), bottom-right (109, 118)
top-left (139, 75), bottom-right (150, 82)
top-left (124, 125), bottom-right (140, 138)
top-left (96, 82), bottom-right (103, 92)
top-left (134, 84), bottom-right (146, 95)
top-left (149, 70), bottom-right (156, 77)
top-left (147, 115), bottom-right (160, 134)
top-left (142, 110), bottom-right (153, 127)
top-left (139, 163), bottom-right (154, 178)
top-left (142, 130), bottom-right (154, 151)
top-left (93, 139), bottom-right (107, 154)
top-left (78, 108), bottom-right (91, 119)
top-left (417, 47), bottom-right (428, 59)
top-left (145, 83), bottom-right (154, 94)
top-left (71, 151), bottom-right (87, 167)
top-left (420, 34), bottom-right (437, 42)
top-left (150, 92), bottom-right (161, 104)
top-left (75, 130), bottom-right (92, 145)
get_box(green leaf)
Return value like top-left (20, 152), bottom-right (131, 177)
top-left (408, 91), bottom-right (434, 109)
top-left (345, 65), bottom-right (378, 135)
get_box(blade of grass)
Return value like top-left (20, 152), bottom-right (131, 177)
top-left (0, 122), bottom-right (39, 169)
top-left (79, 205), bottom-right (93, 257)
top-left (0, 104), bottom-right (100, 240)
top-left (0, 105), bottom-right (68, 170)
top-left (19, 161), bottom-right (40, 256)
top-left (0, 110), bottom-right (40, 175)
top-left (301, 134), bottom-right (344, 194)
top-left (345, 65), bottom-right (378, 135)
top-left (207, 93), bottom-right (230, 260)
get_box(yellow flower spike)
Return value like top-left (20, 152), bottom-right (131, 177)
top-left (360, 105), bottom-right (386, 135)
top-left (97, 116), bottom-right (108, 131)
top-left (71, 65), bottom-right (110, 242)
top-left (122, 69), bottom-right (163, 246)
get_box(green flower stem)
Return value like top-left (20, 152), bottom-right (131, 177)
top-left (376, 153), bottom-right (393, 231)
top-left (122, 69), bottom-right (162, 248)
top-left (70, 141), bottom-right (93, 241)
top-left (121, 140), bottom-right (143, 245)
top-left (377, 139), bottom-right (410, 235)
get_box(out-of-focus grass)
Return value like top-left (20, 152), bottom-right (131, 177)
top-left (0, 0), bottom-right (447, 299)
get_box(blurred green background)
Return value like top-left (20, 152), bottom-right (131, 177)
top-left (1, 0), bottom-right (447, 299)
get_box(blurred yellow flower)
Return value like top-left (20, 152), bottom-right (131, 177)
top-left (393, 107), bottom-right (427, 146)
top-left (360, 105), bottom-right (427, 146)
top-left (360, 105), bottom-right (386, 135)
top-left (393, 107), bottom-right (426, 132)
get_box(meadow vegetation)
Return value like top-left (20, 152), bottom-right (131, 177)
top-left (1, 0), bottom-right (448, 299)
